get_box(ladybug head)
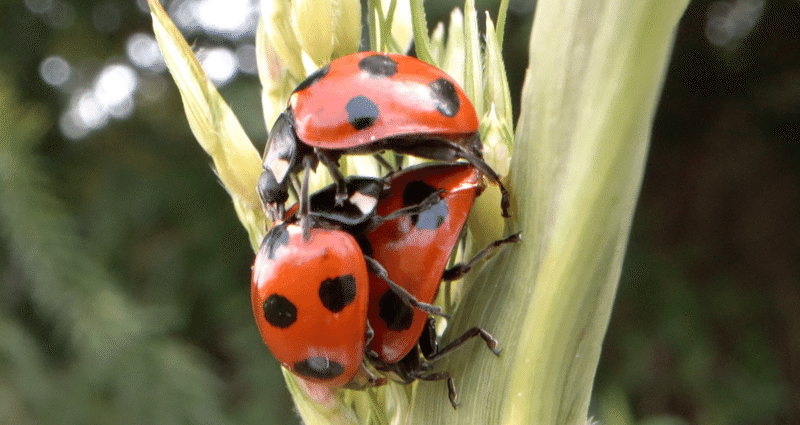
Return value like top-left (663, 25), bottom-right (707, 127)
top-left (257, 168), bottom-right (289, 221)
top-left (264, 111), bottom-right (318, 182)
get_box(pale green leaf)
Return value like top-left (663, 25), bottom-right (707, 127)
top-left (409, 0), bottom-right (434, 65)
top-left (409, 0), bottom-right (689, 423)
top-left (293, 0), bottom-right (335, 66)
top-left (483, 15), bottom-right (513, 129)
top-left (148, 0), bottom-right (265, 248)
top-left (440, 9), bottom-right (465, 88)
top-left (332, 0), bottom-right (363, 58)
top-left (462, 0), bottom-right (483, 114)
top-left (261, 0), bottom-right (306, 79)
top-left (495, 0), bottom-right (509, 49)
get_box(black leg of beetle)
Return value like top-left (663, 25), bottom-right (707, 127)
top-left (299, 157), bottom-right (313, 240)
top-left (365, 320), bottom-right (375, 346)
top-left (424, 326), bottom-right (502, 362)
top-left (363, 256), bottom-right (450, 319)
top-left (372, 153), bottom-right (396, 173)
top-left (288, 172), bottom-right (301, 203)
top-left (317, 151), bottom-right (348, 206)
top-left (418, 372), bottom-right (459, 409)
top-left (343, 361), bottom-right (386, 390)
top-left (441, 232), bottom-right (522, 281)
top-left (368, 189), bottom-right (444, 229)
top-left (457, 148), bottom-right (511, 218)
top-left (275, 203), bottom-right (285, 224)
top-left (393, 152), bottom-right (404, 170)
top-left (418, 317), bottom-right (439, 359)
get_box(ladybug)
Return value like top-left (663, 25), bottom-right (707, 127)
top-left (358, 162), bottom-right (521, 407)
top-left (251, 222), bottom-right (378, 389)
top-left (252, 207), bottom-right (449, 389)
top-left (259, 51), bottom-right (511, 223)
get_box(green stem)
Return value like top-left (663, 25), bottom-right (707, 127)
top-left (409, 0), bottom-right (434, 65)
top-left (408, 0), bottom-right (689, 422)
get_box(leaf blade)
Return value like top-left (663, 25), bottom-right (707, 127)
top-left (148, 0), bottom-right (265, 248)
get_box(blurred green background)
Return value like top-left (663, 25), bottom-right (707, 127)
top-left (0, 0), bottom-right (797, 424)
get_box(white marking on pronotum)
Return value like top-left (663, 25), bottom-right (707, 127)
top-left (349, 191), bottom-right (378, 215)
top-left (270, 158), bottom-right (290, 182)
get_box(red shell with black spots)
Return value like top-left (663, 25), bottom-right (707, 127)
top-left (289, 51), bottom-right (479, 151)
top-left (251, 222), bottom-right (369, 388)
top-left (362, 163), bottom-right (484, 363)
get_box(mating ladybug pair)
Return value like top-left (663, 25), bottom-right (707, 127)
top-left (251, 52), bottom-right (519, 407)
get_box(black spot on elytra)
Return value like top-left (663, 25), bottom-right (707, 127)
top-left (263, 294), bottom-right (297, 328)
top-left (319, 275), bottom-right (357, 313)
top-left (402, 180), bottom-right (437, 206)
top-left (346, 95), bottom-right (380, 130)
top-left (378, 290), bottom-right (414, 331)
top-left (359, 54), bottom-right (397, 78)
top-left (293, 357), bottom-right (345, 380)
top-left (402, 180), bottom-right (448, 229)
top-left (293, 65), bottom-right (330, 93)
top-left (260, 224), bottom-right (290, 260)
top-left (429, 78), bottom-right (460, 117)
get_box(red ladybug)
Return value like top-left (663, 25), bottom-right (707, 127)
top-left (259, 51), bottom-right (510, 222)
top-left (251, 222), bottom-right (377, 389)
top-left (252, 217), bottom-right (449, 389)
top-left (359, 163), bottom-right (520, 407)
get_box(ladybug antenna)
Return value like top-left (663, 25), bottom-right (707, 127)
top-left (299, 156), bottom-right (313, 240)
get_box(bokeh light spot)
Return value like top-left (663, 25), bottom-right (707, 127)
top-left (40, 56), bottom-right (71, 87)
top-left (199, 47), bottom-right (238, 86)
top-left (236, 44), bottom-right (257, 74)
top-left (126, 33), bottom-right (167, 71)
top-left (706, 0), bottom-right (764, 49)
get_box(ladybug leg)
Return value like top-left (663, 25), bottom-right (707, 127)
top-left (288, 173), bottom-right (302, 202)
top-left (316, 150), bottom-right (348, 206)
top-left (441, 232), bottom-right (522, 281)
top-left (370, 189), bottom-right (444, 228)
top-left (456, 148), bottom-right (512, 218)
top-left (343, 361), bottom-right (387, 390)
top-left (299, 156), bottom-right (314, 240)
top-left (372, 153), bottom-right (397, 173)
top-left (363, 256), bottom-right (450, 319)
top-left (424, 326), bottom-right (502, 362)
top-left (365, 320), bottom-right (375, 346)
top-left (419, 316), bottom-right (502, 361)
top-left (417, 372), bottom-right (459, 409)
top-left (393, 152), bottom-right (404, 171)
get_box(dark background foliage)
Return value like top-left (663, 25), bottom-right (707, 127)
top-left (0, 0), bottom-right (796, 424)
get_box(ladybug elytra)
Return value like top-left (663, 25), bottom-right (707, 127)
top-left (259, 51), bottom-right (511, 225)
top-left (251, 222), bottom-right (378, 389)
top-left (358, 163), bottom-right (520, 407)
